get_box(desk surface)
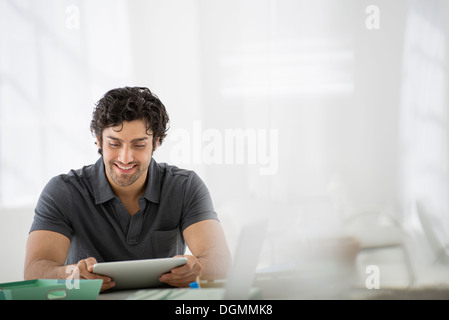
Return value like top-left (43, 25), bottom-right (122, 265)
top-left (98, 288), bottom-right (266, 300)
top-left (98, 287), bottom-right (263, 300)
top-left (98, 289), bottom-right (139, 300)
top-left (98, 286), bottom-right (449, 300)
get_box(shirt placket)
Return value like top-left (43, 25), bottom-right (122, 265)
top-left (126, 197), bottom-right (148, 245)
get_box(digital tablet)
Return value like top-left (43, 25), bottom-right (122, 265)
top-left (92, 257), bottom-right (187, 290)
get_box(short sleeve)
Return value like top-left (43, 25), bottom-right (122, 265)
top-left (180, 171), bottom-right (218, 231)
top-left (29, 176), bottom-right (74, 240)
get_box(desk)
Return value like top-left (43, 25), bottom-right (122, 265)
top-left (98, 287), bottom-right (263, 300)
top-left (98, 289), bottom-right (138, 300)
top-left (98, 286), bottom-right (449, 300)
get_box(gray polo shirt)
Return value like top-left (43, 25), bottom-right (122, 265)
top-left (30, 157), bottom-right (218, 264)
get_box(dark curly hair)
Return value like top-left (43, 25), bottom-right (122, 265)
top-left (90, 86), bottom-right (169, 154)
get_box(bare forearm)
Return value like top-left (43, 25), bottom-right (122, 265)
top-left (24, 259), bottom-right (71, 280)
top-left (181, 220), bottom-right (233, 283)
top-left (25, 258), bottom-right (115, 292)
top-left (198, 248), bottom-right (232, 278)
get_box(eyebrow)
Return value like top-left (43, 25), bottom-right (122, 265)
top-left (106, 136), bottom-right (150, 143)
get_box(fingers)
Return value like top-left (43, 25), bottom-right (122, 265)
top-left (75, 256), bottom-right (202, 290)
top-left (76, 258), bottom-right (115, 292)
top-left (84, 257), bottom-right (98, 272)
top-left (159, 255), bottom-right (202, 287)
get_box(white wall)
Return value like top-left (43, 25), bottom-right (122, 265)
top-left (0, 207), bottom-right (33, 282)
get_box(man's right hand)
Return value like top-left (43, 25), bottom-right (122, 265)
top-left (70, 257), bottom-right (115, 292)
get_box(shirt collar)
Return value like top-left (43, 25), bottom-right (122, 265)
top-left (93, 157), bottom-right (160, 205)
top-left (143, 158), bottom-right (160, 204)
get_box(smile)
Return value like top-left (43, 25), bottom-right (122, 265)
top-left (114, 163), bottom-right (137, 171)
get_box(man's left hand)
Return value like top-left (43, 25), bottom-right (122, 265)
top-left (159, 255), bottom-right (202, 287)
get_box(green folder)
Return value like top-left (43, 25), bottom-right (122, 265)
top-left (0, 279), bottom-right (102, 300)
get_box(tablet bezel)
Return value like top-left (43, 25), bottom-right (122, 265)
top-left (92, 257), bottom-right (188, 290)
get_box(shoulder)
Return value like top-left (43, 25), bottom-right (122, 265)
top-left (155, 162), bottom-right (205, 188)
top-left (156, 162), bottom-right (192, 178)
top-left (152, 160), bottom-right (209, 198)
top-left (41, 163), bottom-right (95, 197)
top-left (157, 163), bottom-right (212, 204)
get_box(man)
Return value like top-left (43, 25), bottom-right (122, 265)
top-left (24, 86), bottom-right (232, 291)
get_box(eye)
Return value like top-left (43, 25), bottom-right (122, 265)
top-left (134, 144), bottom-right (146, 149)
top-left (109, 142), bottom-right (120, 148)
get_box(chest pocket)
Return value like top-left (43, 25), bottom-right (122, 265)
top-left (151, 228), bottom-right (185, 258)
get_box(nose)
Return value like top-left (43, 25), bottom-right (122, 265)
top-left (118, 146), bottom-right (133, 164)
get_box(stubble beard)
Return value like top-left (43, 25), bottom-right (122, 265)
top-left (106, 162), bottom-right (146, 187)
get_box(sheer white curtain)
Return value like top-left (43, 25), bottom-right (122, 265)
top-left (398, 0), bottom-right (449, 262)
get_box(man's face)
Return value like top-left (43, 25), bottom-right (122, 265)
top-left (97, 120), bottom-right (158, 189)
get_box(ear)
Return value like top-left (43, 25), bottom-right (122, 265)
top-left (153, 137), bottom-right (160, 151)
top-left (96, 135), bottom-right (103, 155)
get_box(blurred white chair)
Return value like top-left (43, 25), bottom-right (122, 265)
top-left (344, 210), bottom-right (415, 287)
top-left (416, 201), bottom-right (449, 265)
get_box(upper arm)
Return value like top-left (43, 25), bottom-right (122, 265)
top-left (30, 176), bottom-right (74, 239)
top-left (180, 172), bottom-right (218, 231)
top-left (25, 230), bottom-right (70, 267)
top-left (179, 172), bottom-right (231, 274)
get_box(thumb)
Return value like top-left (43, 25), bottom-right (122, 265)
top-left (84, 257), bottom-right (98, 272)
